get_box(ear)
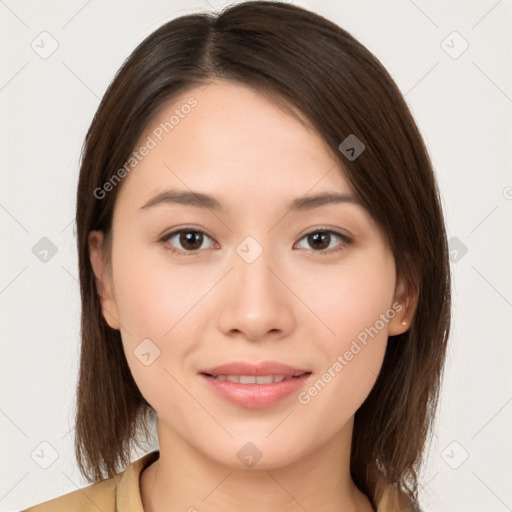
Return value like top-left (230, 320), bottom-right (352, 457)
top-left (88, 230), bottom-right (120, 330)
top-left (388, 268), bottom-right (419, 336)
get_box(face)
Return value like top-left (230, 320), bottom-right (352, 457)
top-left (89, 80), bottom-right (412, 470)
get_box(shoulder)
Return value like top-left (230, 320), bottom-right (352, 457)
top-left (21, 450), bottom-right (159, 512)
top-left (21, 477), bottom-right (117, 512)
top-left (374, 475), bottom-right (421, 512)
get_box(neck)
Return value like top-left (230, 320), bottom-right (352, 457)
top-left (140, 418), bottom-right (373, 512)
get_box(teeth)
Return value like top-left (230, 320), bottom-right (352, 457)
top-left (211, 374), bottom-right (294, 384)
top-left (239, 375), bottom-right (257, 384)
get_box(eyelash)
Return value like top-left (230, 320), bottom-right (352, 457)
top-left (158, 226), bottom-right (353, 257)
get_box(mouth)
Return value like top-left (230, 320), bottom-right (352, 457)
top-left (199, 360), bottom-right (311, 378)
top-left (198, 361), bottom-right (313, 408)
top-left (201, 373), bottom-right (310, 384)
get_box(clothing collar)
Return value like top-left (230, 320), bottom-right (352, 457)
top-left (114, 450), bottom-right (411, 511)
top-left (115, 450), bottom-right (159, 511)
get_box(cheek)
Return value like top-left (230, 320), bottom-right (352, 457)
top-left (113, 264), bottom-right (196, 414)
top-left (112, 243), bottom-right (204, 339)
top-left (111, 248), bottom-right (212, 394)
top-left (298, 253), bottom-right (396, 409)
top-left (306, 251), bottom-right (396, 343)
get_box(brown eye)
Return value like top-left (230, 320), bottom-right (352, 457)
top-left (161, 228), bottom-right (216, 253)
top-left (295, 229), bottom-right (352, 254)
top-left (307, 231), bottom-right (330, 250)
top-left (179, 231), bottom-right (204, 250)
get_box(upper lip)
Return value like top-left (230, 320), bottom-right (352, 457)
top-left (200, 361), bottom-right (311, 377)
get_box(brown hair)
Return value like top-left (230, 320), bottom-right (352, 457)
top-left (74, 2), bottom-right (451, 509)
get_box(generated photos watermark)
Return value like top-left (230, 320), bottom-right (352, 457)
top-left (297, 301), bottom-right (403, 405)
top-left (93, 96), bottom-right (198, 200)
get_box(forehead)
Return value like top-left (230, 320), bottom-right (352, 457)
top-left (115, 80), bottom-right (354, 211)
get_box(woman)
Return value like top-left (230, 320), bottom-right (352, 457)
top-left (24, 1), bottom-right (451, 511)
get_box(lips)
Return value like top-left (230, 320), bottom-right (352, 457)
top-left (200, 361), bottom-right (311, 378)
top-left (199, 361), bottom-right (313, 408)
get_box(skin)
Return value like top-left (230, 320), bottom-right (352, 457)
top-left (89, 80), bottom-right (417, 512)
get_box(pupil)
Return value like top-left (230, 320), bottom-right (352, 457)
top-left (309, 231), bottom-right (329, 250)
top-left (180, 231), bottom-right (202, 250)
top-left (177, 231), bottom-right (331, 251)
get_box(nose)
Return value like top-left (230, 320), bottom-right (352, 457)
top-left (216, 247), bottom-right (296, 342)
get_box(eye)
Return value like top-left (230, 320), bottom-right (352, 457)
top-left (159, 227), bottom-right (217, 255)
top-left (159, 226), bottom-right (352, 256)
top-left (294, 228), bottom-right (352, 254)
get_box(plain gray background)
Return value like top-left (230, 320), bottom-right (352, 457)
top-left (1, 1), bottom-right (511, 511)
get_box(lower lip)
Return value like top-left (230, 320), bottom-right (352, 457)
top-left (200, 373), bottom-right (312, 408)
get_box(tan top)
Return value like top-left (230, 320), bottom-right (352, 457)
top-left (22, 450), bottom-right (414, 511)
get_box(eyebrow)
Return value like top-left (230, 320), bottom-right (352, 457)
top-left (139, 189), bottom-right (362, 212)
